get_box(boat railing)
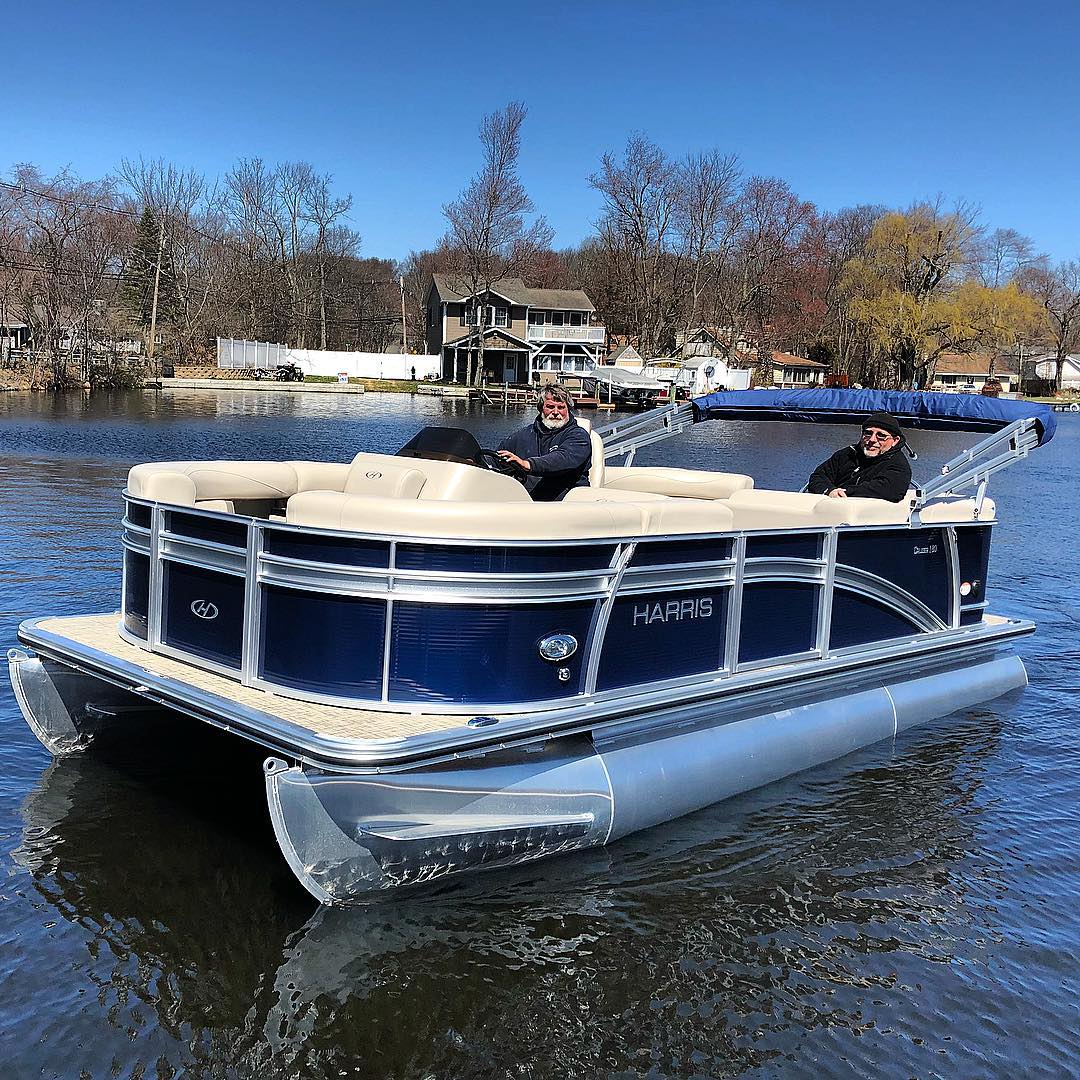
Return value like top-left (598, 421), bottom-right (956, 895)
top-left (595, 402), bottom-right (695, 463)
top-left (596, 401), bottom-right (1046, 517)
top-left (117, 486), bottom-right (998, 716)
top-left (913, 417), bottom-right (1042, 516)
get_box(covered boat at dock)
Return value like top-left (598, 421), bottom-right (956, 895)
top-left (7, 390), bottom-right (1056, 903)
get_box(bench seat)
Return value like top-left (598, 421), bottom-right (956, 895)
top-left (127, 454), bottom-right (528, 510)
top-left (601, 466), bottom-right (753, 500)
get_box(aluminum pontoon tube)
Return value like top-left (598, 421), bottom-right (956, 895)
top-left (265, 653), bottom-right (1027, 904)
top-left (7, 649), bottom-right (147, 755)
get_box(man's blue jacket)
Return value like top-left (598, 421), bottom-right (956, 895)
top-left (498, 416), bottom-right (593, 501)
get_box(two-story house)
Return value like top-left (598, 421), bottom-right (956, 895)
top-left (425, 274), bottom-right (606, 383)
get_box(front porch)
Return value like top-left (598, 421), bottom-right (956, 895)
top-left (442, 327), bottom-right (531, 384)
top-left (533, 341), bottom-right (603, 379)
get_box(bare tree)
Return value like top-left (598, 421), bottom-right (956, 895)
top-left (443, 101), bottom-right (553, 385)
top-left (398, 246), bottom-right (455, 356)
top-left (976, 227), bottom-right (1035, 289)
top-left (120, 157), bottom-right (213, 362)
top-left (303, 173), bottom-right (356, 349)
top-left (711, 176), bottom-right (816, 369)
top-left (1021, 260), bottom-right (1080, 390)
top-left (674, 150), bottom-right (740, 340)
top-left (589, 133), bottom-right (684, 358)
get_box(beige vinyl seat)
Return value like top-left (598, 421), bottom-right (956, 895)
top-left (601, 465), bottom-right (754, 500)
top-left (127, 460), bottom-right (351, 513)
top-left (574, 415), bottom-right (607, 487)
top-left (725, 489), bottom-right (912, 529)
top-left (286, 489), bottom-right (736, 539)
top-left (127, 453), bottom-right (531, 515)
top-left (917, 497), bottom-right (996, 522)
top-left (285, 492), bottom-right (648, 539)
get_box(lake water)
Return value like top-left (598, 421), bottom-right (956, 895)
top-left (0, 390), bottom-right (1077, 1079)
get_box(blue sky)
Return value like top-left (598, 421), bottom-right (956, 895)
top-left (6, 0), bottom-right (1078, 263)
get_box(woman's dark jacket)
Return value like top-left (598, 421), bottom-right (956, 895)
top-left (498, 417), bottom-right (592, 501)
top-left (806, 440), bottom-right (912, 502)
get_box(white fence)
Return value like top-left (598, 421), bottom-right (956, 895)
top-left (286, 348), bottom-right (441, 381)
top-left (217, 338), bottom-right (289, 369)
top-left (217, 338), bottom-right (441, 380)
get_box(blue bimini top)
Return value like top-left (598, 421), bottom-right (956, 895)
top-left (691, 388), bottom-right (1056, 446)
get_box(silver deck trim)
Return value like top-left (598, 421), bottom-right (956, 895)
top-left (17, 614), bottom-right (1034, 773)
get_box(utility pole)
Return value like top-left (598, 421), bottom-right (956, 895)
top-left (399, 275), bottom-right (408, 355)
top-left (147, 215), bottom-right (165, 370)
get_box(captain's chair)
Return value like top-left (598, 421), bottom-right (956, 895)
top-left (574, 415), bottom-right (606, 487)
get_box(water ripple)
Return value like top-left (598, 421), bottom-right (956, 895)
top-left (0, 393), bottom-right (1076, 1078)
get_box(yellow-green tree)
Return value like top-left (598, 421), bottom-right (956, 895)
top-left (840, 203), bottom-right (1038, 388)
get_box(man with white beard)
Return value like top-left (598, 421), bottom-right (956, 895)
top-left (496, 383), bottom-right (593, 501)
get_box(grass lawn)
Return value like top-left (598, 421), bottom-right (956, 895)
top-left (302, 375), bottom-right (420, 393)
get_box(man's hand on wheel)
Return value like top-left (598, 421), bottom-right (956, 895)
top-left (497, 450), bottom-right (531, 472)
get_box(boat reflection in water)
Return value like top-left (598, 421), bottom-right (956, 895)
top-left (14, 687), bottom-right (1024, 1076)
top-left (8, 389), bottom-right (1055, 903)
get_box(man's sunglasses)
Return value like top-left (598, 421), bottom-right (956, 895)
top-left (861, 429), bottom-right (895, 442)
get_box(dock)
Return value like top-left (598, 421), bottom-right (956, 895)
top-left (154, 378), bottom-right (366, 395)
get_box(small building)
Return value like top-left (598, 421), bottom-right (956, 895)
top-left (667, 356), bottom-right (751, 395)
top-left (1, 320), bottom-right (31, 359)
top-left (425, 275), bottom-right (606, 383)
top-left (606, 344), bottom-right (643, 369)
top-left (1030, 353), bottom-right (1080, 390)
top-left (767, 351), bottom-right (828, 388)
top-left (931, 353), bottom-right (1018, 394)
top-left (675, 327), bottom-right (755, 360)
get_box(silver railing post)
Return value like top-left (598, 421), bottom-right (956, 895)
top-left (817, 530), bottom-right (838, 658)
top-left (943, 526), bottom-right (961, 629)
top-left (148, 505), bottom-right (165, 649)
top-left (241, 521), bottom-right (263, 686)
top-left (723, 536), bottom-right (746, 672)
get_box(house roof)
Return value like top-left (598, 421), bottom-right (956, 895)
top-left (730, 350), bottom-right (825, 370)
top-left (935, 353), bottom-right (1019, 377)
top-left (607, 344), bottom-right (641, 363)
top-left (1028, 352), bottom-right (1080, 367)
top-left (431, 273), bottom-right (595, 312)
top-left (445, 326), bottom-right (531, 350)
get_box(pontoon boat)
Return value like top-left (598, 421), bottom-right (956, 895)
top-left (7, 390), bottom-right (1055, 904)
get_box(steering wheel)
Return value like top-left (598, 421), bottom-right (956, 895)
top-left (475, 448), bottom-right (519, 474)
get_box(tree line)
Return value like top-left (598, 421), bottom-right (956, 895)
top-left (2, 107), bottom-right (1079, 390)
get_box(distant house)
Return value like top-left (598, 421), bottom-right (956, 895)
top-left (766, 351), bottom-right (828, 388)
top-left (606, 344), bottom-right (643, 368)
top-left (0, 319), bottom-right (30, 359)
top-left (665, 356), bottom-right (751, 394)
top-left (1030, 353), bottom-right (1080, 390)
top-left (931, 353), bottom-right (1019, 394)
top-left (675, 327), bottom-right (755, 360)
top-left (425, 274), bottom-right (606, 383)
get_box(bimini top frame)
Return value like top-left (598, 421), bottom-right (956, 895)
top-left (595, 388), bottom-right (1057, 505)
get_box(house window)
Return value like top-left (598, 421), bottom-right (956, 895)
top-left (569, 312), bottom-right (582, 326)
top-left (494, 307), bottom-right (509, 327)
top-left (551, 312), bottom-right (564, 326)
top-left (529, 311), bottom-right (546, 325)
top-left (459, 304), bottom-right (469, 327)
